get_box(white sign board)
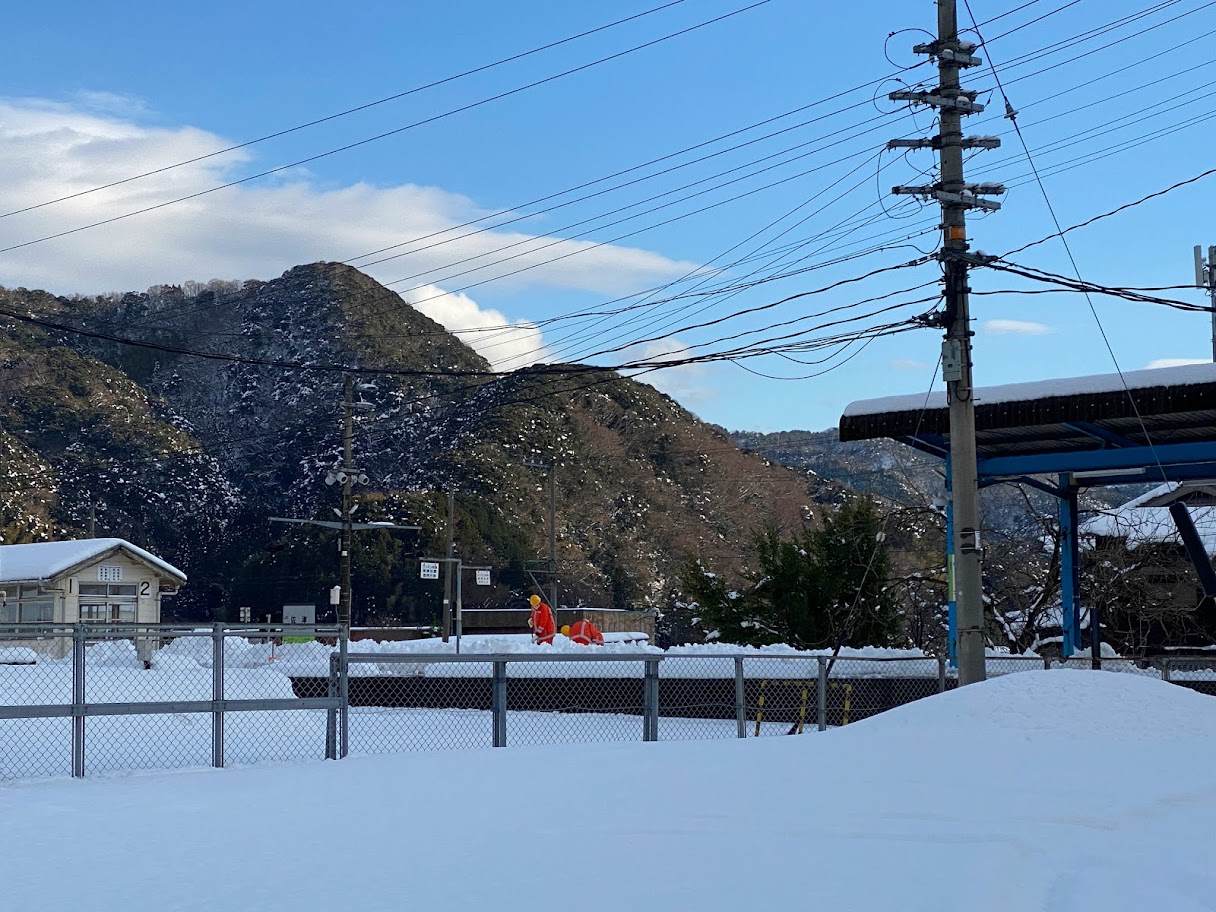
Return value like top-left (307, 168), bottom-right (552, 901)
top-left (283, 604), bottom-right (315, 624)
top-left (475, 569), bottom-right (491, 586)
top-left (420, 561), bottom-right (440, 580)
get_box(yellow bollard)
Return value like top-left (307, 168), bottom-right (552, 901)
top-left (754, 680), bottom-right (767, 737)
top-left (796, 683), bottom-right (809, 735)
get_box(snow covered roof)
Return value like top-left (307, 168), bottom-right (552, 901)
top-left (843, 362), bottom-right (1216, 420)
top-left (0, 538), bottom-right (187, 584)
top-left (839, 363), bottom-right (1216, 459)
top-left (1082, 483), bottom-right (1216, 556)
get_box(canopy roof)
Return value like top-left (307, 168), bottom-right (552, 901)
top-left (840, 363), bottom-right (1216, 482)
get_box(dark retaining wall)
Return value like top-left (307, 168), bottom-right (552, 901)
top-left (291, 675), bottom-right (948, 728)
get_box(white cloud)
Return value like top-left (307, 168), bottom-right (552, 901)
top-left (71, 91), bottom-right (151, 119)
top-left (620, 338), bottom-right (716, 405)
top-left (403, 284), bottom-right (553, 372)
top-left (1145, 358), bottom-right (1210, 369)
top-left (982, 319), bottom-right (1051, 336)
top-left (890, 357), bottom-right (929, 371)
top-left (0, 96), bottom-right (697, 370)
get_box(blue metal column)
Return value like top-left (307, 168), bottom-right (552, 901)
top-left (1058, 475), bottom-right (1080, 658)
top-left (946, 454), bottom-right (957, 665)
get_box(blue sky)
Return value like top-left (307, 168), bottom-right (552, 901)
top-left (1, 0), bottom-right (1214, 432)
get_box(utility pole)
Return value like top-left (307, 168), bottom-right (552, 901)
top-left (523, 460), bottom-right (558, 611)
top-left (441, 492), bottom-right (454, 643)
top-left (271, 380), bottom-right (420, 626)
top-left (340, 375), bottom-right (354, 628)
top-left (889, 0), bottom-right (1002, 685)
top-left (1194, 245), bottom-right (1216, 360)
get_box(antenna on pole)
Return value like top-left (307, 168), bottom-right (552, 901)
top-left (1195, 244), bottom-right (1216, 362)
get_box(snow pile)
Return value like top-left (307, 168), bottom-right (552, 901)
top-left (849, 668), bottom-right (1215, 741)
top-left (0, 647), bottom-right (36, 664)
top-left (1, 671), bottom-right (1213, 912)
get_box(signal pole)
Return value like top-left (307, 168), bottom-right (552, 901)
top-left (889, 0), bottom-right (1002, 685)
top-left (523, 460), bottom-right (558, 611)
top-left (1194, 245), bottom-right (1216, 360)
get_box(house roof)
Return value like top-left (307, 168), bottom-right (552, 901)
top-left (839, 362), bottom-right (1216, 463)
top-left (0, 539), bottom-right (187, 585)
top-left (1082, 482), bottom-right (1216, 557)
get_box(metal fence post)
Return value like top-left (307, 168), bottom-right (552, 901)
top-left (326, 653), bottom-right (339, 760)
top-left (1161, 659), bottom-right (1172, 684)
top-left (338, 627), bottom-right (350, 759)
top-left (937, 655), bottom-right (947, 693)
top-left (71, 625), bottom-right (86, 778)
top-left (817, 656), bottom-right (828, 732)
top-left (211, 623), bottom-right (225, 768)
top-left (734, 657), bottom-right (747, 738)
top-left (643, 658), bottom-right (660, 742)
top-left (492, 660), bottom-right (508, 748)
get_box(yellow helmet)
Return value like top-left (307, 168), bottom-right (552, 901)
top-left (529, 594), bottom-right (541, 607)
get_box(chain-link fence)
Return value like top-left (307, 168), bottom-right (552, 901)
top-left (5, 630), bottom-right (1216, 780)
top-left (0, 623), bottom-right (343, 781)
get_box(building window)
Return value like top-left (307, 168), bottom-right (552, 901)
top-left (0, 596), bottom-right (53, 623)
top-left (81, 583), bottom-right (137, 597)
top-left (80, 602), bottom-right (135, 623)
top-left (19, 601), bottom-right (52, 623)
top-left (97, 565), bottom-right (123, 582)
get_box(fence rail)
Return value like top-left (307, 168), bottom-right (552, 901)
top-left (1, 623), bottom-right (1212, 780)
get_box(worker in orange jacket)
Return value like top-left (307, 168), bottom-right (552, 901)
top-left (566, 619), bottom-right (605, 646)
top-left (528, 594), bottom-right (556, 645)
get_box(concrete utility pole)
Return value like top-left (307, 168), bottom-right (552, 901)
top-left (441, 491), bottom-right (454, 643)
top-left (340, 375), bottom-right (354, 627)
top-left (1194, 245), bottom-right (1216, 360)
top-left (890, 0), bottom-right (1002, 685)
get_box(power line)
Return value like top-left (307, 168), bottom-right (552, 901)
top-left (0, 1), bottom-right (693, 221)
top-left (1002, 165), bottom-right (1216, 258)
top-left (0, 0), bottom-right (774, 255)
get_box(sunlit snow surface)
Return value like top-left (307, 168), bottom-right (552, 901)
top-left (1, 670), bottom-right (1214, 911)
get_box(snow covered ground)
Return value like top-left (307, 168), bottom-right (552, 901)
top-left (1, 670), bottom-right (1213, 912)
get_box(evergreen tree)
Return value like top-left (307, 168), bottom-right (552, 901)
top-left (683, 496), bottom-right (902, 649)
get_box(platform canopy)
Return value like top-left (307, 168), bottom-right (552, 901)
top-left (840, 362), bottom-right (1216, 490)
top-left (838, 362), bottom-right (1216, 660)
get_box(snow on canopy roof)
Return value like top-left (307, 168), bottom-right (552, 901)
top-left (842, 361), bottom-right (1216, 419)
top-left (0, 538), bottom-right (187, 584)
top-left (1081, 482), bottom-right (1216, 557)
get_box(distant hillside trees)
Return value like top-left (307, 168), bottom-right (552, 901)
top-left (683, 496), bottom-right (903, 649)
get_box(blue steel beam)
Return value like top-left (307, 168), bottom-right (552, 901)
top-left (1058, 477), bottom-right (1080, 658)
top-left (978, 441), bottom-right (1216, 478)
top-left (945, 454), bottom-right (957, 666)
top-left (1062, 421), bottom-right (1137, 449)
top-left (1167, 502), bottom-right (1216, 598)
top-left (898, 434), bottom-right (950, 459)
